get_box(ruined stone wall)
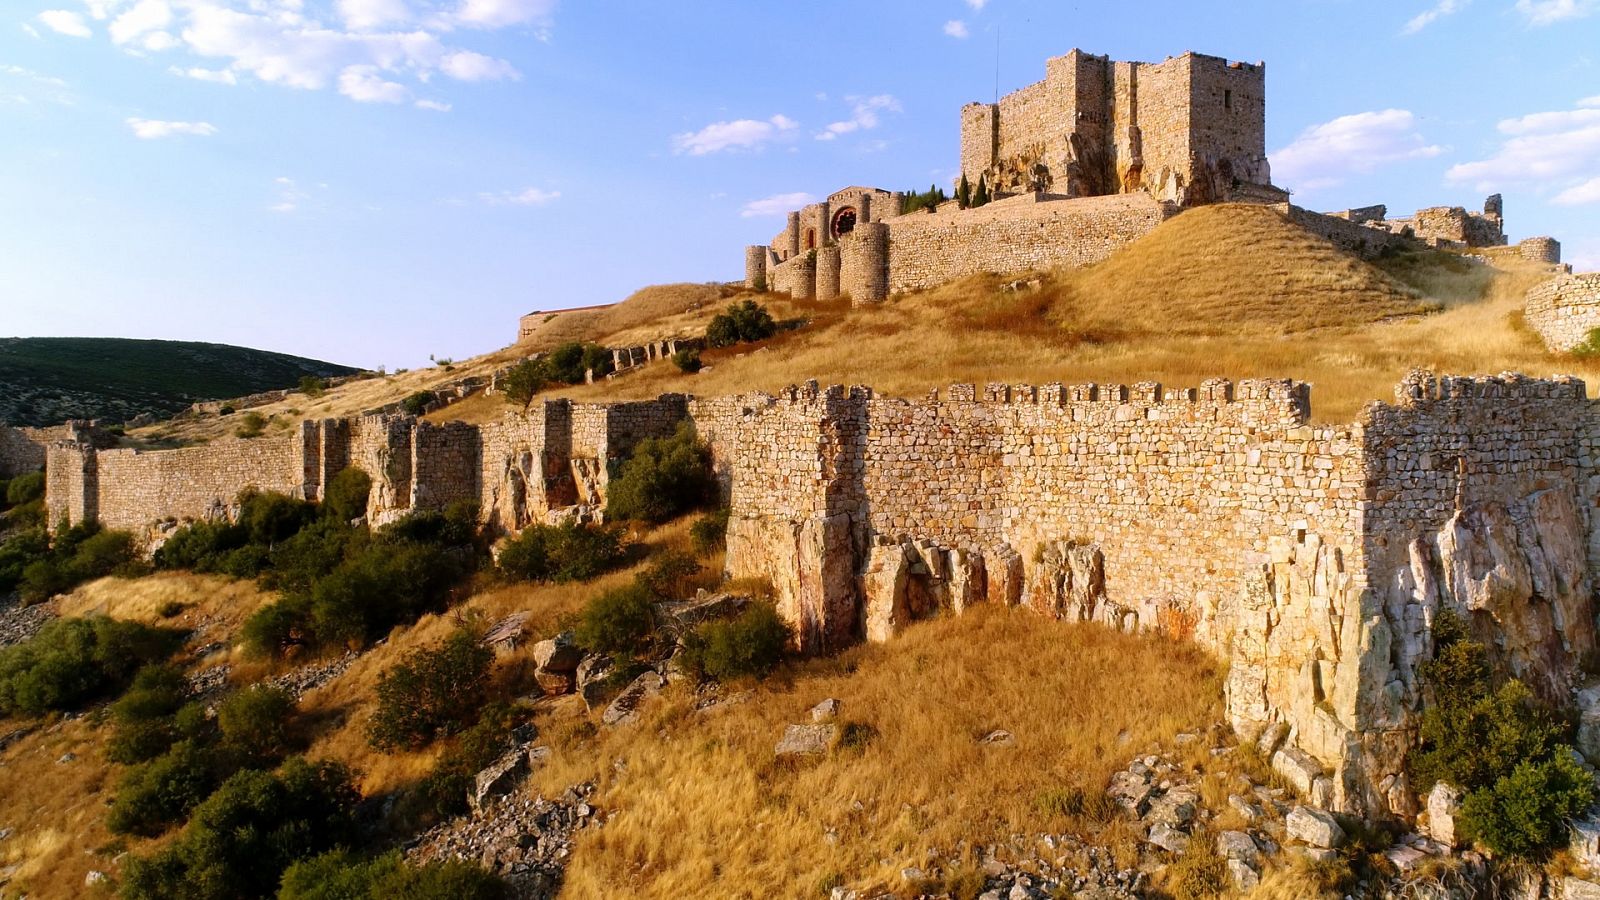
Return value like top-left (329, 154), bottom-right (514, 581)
top-left (769, 254), bottom-right (814, 299)
top-left (2, 426), bottom-right (63, 478)
top-left (1287, 205), bottom-right (1414, 260)
top-left (411, 421), bottom-right (480, 512)
top-left (884, 193), bottom-right (1173, 293)
top-left (1525, 273), bottom-right (1600, 352)
top-left (840, 224), bottom-right (890, 304)
top-left (815, 245), bottom-right (841, 301)
top-left (1520, 236), bottom-right (1562, 265)
top-left (1409, 203), bottom-right (1505, 248)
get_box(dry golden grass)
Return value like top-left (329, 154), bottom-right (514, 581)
top-left (523, 606), bottom-right (1223, 899)
top-left (549, 206), bottom-right (1588, 423)
top-left (521, 283), bottom-right (735, 349)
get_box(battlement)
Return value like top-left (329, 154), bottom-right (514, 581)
top-left (1392, 369), bottom-right (1586, 404)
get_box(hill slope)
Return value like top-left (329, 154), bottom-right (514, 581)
top-left (0, 337), bottom-right (358, 427)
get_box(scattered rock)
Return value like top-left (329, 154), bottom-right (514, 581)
top-left (1217, 830), bottom-right (1260, 865)
top-left (268, 650), bottom-right (359, 700)
top-left (56, 752), bottom-right (76, 764)
top-left (600, 671), bottom-right (664, 726)
top-left (471, 745), bottom-right (548, 814)
top-left (532, 631), bottom-right (583, 673)
top-left (775, 723), bottom-right (838, 758)
top-left (1227, 793), bottom-right (1264, 824)
top-left (1146, 822), bottom-right (1190, 854)
top-left (979, 729), bottom-right (1016, 747)
top-left (1286, 805), bottom-right (1345, 849)
top-left (1562, 877), bottom-right (1600, 900)
top-left (1226, 858), bottom-right (1260, 892)
top-left (84, 870), bottom-right (106, 886)
top-left (1423, 782), bottom-right (1463, 848)
top-left (0, 597), bottom-right (53, 649)
top-left (576, 654), bottom-right (616, 711)
top-left (810, 698), bottom-right (841, 723)
top-left (408, 782), bottom-right (597, 899)
top-left (655, 592), bottom-right (751, 628)
top-left (482, 612), bottom-right (532, 652)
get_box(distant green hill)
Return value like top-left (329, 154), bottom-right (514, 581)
top-left (0, 337), bottom-right (359, 427)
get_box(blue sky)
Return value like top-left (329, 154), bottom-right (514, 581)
top-left (2, 0), bottom-right (1598, 370)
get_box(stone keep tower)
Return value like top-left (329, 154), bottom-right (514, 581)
top-left (960, 49), bottom-right (1271, 206)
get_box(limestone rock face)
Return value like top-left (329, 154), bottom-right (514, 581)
top-left (1027, 541), bottom-right (1106, 621)
top-left (601, 671), bottom-right (664, 726)
top-left (862, 542), bottom-right (915, 644)
top-left (1423, 782), bottom-right (1463, 848)
top-left (725, 514), bottom-right (858, 654)
top-left (1285, 806), bottom-right (1345, 849)
top-left (533, 631), bottom-right (583, 673)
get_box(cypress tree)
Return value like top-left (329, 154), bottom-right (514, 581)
top-left (957, 173), bottom-right (971, 209)
top-left (973, 174), bottom-right (990, 208)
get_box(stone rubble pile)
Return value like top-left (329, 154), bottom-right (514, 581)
top-left (405, 782), bottom-right (599, 900)
top-left (0, 597), bottom-right (52, 649)
top-left (266, 650), bottom-right (360, 699)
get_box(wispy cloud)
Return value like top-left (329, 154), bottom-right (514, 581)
top-left (673, 114), bottom-right (798, 155)
top-left (1272, 109), bottom-right (1444, 193)
top-left (1515, 0), bottom-right (1598, 25)
top-left (741, 192), bottom-right (815, 218)
top-left (1402, 0), bottom-right (1468, 34)
top-left (339, 64), bottom-right (409, 103)
top-left (480, 187), bottom-right (561, 206)
top-left (966, 0), bottom-right (988, 9)
top-left (415, 99), bottom-right (451, 112)
top-left (943, 19), bottom-right (969, 38)
top-left (126, 117), bottom-right (217, 139)
top-left (271, 176), bottom-right (307, 213)
top-left (169, 65), bottom-right (236, 84)
top-left (1447, 101), bottom-right (1600, 200)
top-left (816, 94), bottom-right (901, 141)
top-left (37, 9), bottom-right (93, 37)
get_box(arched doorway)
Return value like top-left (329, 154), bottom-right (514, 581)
top-left (832, 206), bottom-right (857, 237)
top-left (805, 228), bottom-right (817, 250)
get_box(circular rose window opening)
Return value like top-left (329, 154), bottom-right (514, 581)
top-left (832, 207), bottom-right (857, 237)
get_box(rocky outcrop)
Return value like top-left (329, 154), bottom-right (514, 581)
top-left (407, 782), bottom-right (598, 900)
top-left (724, 513), bottom-right (858, 653)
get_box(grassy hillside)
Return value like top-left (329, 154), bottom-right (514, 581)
top-left (0, 337), bottom-right (358, 427)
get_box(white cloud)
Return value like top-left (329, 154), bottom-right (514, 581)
top-left (815, 94), bottom-right (901, 141)
top-left (1272, 109), bottom-right (1444, 192)
top-left (1583, 95), bottom-right (1600, 108)
top-left (451, 0), bottom-right (556, 30)
top-left (965, 0), bottom-right (987, 9)
top-left (673, 114), bottom-right (798, 156)
top-left (338, 0), bottom-right (410, 31)
top-left (270, 175), bottom-right (306, 212)
top-left (414, 98), bottom-right (450, 111)
top-left (37, 10), bottom-right (92, 37)
top-left (1554, 176), bottom-right (1600, 205)
top-left (943, 19), bottom-right (969, 38)
top-left (1515, 0), bottom-right (1598, 25)
top-left (1446, 101), bottom-right (1600, 192)
top-left (1402, 0), bottom-right (1468, 34)
top-left (109, 0), bottom-right (171, 46)
top-left (480, 187), bottom-right (560, 206)
top-left (57, 0), bottom-right (546, 105)
top-left (126, 117), bottom-right (217, 138)
top-left (440, 50), bottom-right (518, 81)
top-left (741, 192), bottom-right (816, 218)
top-left (170, 65), bottom-right (237, 84)
top-left (339, 64), bottom-right (408, 102)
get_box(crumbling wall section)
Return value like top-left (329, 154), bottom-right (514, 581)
top-left (1525, 273), bottom-right (1600, 352)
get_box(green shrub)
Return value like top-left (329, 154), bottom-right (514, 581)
top-left (15, 523), bottom-right (142, 603)
top-left (262, 518), bottom-right (362, 595)
top-left (496, 522), bottom-right (627, 583)
top-left (107, 740), bottom-right (221, 836)
top-left (218, 685), bottom-right (296, 762)
top-left (367, 627), bottom-right (494, 752)
top-left (501, 359), bottom-right (548, 406)
top-left (239, 490), bottom-right (318, 546)
top-left (120, 757), bottom-right (359, 900)
top-left (402, 391), bottom-right (435, 416)
top-left (240, 595), bottom-right (315, 659)
top-left (680, 602), bottom-right (790, 680)
top-left (153, 519), bottom-right (249, 572)
top-left (279, 850), bottom-right (506, 900)
top-left (309, 540), bottom-right (463, 648)
top-left (673, 348), bottom-right (702, 373)
top-left (0, 528), bottom-right (50, 595)
top-left (575, 583), bottom-right (656, 656)
top-left (297, 375), bottom-right (327, 397)
top-left (107, 665), bottom-right (192, 764)
top-left (689, 509), bottom-right (728, 556)
top-left (1409, 609), bottom-right (1594, 859)
top-left (604, 422), bottom-right (713, 523)
top-left (413, 703), bottom-right (515, 821)
top-left (322, 467), bottom-right (372, 524)
top-left (6, 471), bottom-right (44, 507)
top-left (235, 411), bottom-right (268, 438)
top-left (1572, 327), bottom-right (1600, 358)
top-left (1460, 752), bottom-right (1597, 857)
top-left (0, 616), bottom-right (181, 715)
top-left (705, 300), bottom-right (776, 348)
top-left (635, 550), bottom-right (702, 600)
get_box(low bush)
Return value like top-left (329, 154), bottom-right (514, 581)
top-left (689, 508), bottom-right (728, 556)
top-left (501, 342), bottom-right (614, 405)
top-left (0, 528), bottom-right (50, 595)
top-left (218, 685), bottom-right (296, 762)
top-left (241, 594), bottom-right (315, 659)
top-left (235, 411), bottom-right (268, 438)
top-left (120, 757), bottom-right (360, 900)
top-left (0, 616), bottom-right (181, 715)
top-left (635, 550), bottom-right (702, 600)
top-left (402, 391), bottom-right (435, 416)
top-left (367, 627), bottom-right (495, 752)
top-left (108, 740), bottom-right (222, 836)
top-left (321, 467), bottom-right (372, 524)
top-left (672, 348), bottom-right (702, 373)
top-left (705, 300), bottom-right (776, 348)
top-left (5, 471), bottom-right (44, 507)
top-left (496, 521), bottom-right (627, 583)
top-left (413, 702), bottom-right (515, 821)
top-left (16, 522), bottom-right (142, 604)
top-left (574, 583), bottom-right (656, 656)
top-left (279, 850), bottom-right (507, 900)
top-left (107, 665), bottom-right (194, 764)
top-left (297, 375), bottom-right (326, 397)
top-left (679, 602), bottom-right (789, 680)
top-left (1409, 609), bottom-right (1595, 858)
top-left (604, 422), bottom-right (713, 523)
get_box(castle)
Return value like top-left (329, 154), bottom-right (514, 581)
top-left (3, 46), bottom-right (1596, 828)
top-left (737, 49), bottom-right (1560, 312)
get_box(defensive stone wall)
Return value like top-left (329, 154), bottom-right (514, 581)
top-left (1, 424), bottom-right (86, 478)
top-left (1525, 273), bottom-right (1600, 352)
top-left (1520, 236), bottom-right (1562, 265)
top-left (885, 193), bottom-right (1175, 294)
top-left (1286, 205), bottom-right (1413, 260)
